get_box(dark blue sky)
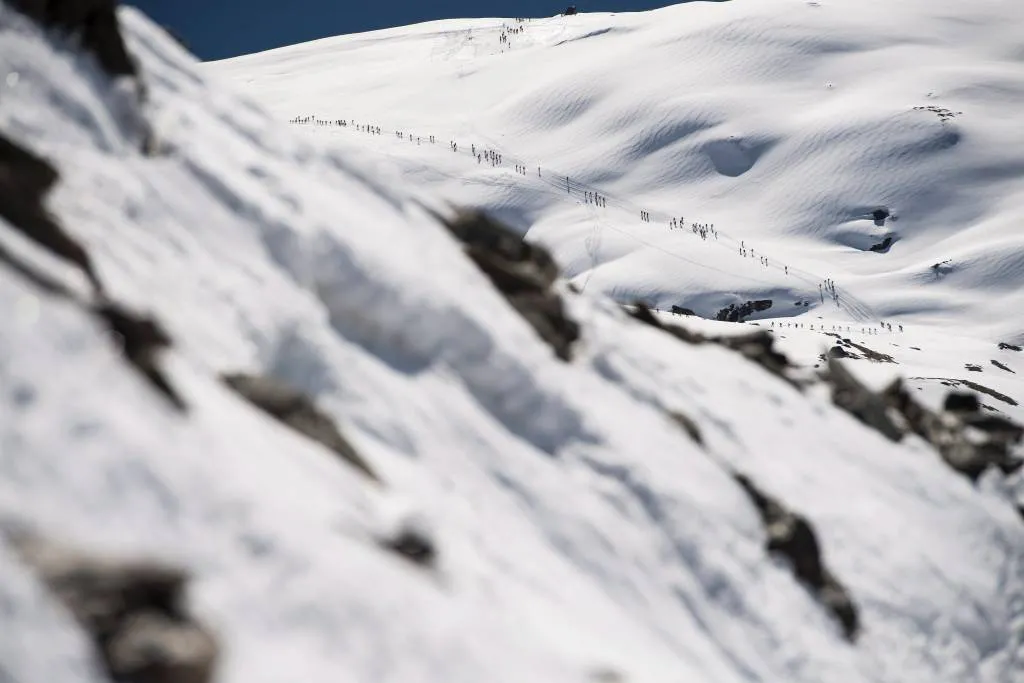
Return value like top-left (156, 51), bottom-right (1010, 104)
top-left (129, 1), bottom-right (676, 61)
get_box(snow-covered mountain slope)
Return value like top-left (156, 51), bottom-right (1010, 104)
top-left (208, 0), bottom-right (1024, 344)
top-left (2, 3), bottom-right (1024, 683)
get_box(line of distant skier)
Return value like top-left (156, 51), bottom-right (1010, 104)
top-left (288, 113), bottom-right (905, 331)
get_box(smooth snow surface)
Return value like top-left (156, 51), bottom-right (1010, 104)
top-left (1, 2), bottom-right (1023, 683)
top-left (210, 0), bottom-right (1024, 343)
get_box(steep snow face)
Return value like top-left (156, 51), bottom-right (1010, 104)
top-left (2, 4), bottom-right (1024, 683)
top-left (209, 0), bottom-right (1024, 343)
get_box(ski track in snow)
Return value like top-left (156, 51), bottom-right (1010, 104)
top-left (1, 2), bottom-right (1024, 683)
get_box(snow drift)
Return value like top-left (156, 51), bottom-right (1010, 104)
top-left (1, 3), bottom-right (1023, 683)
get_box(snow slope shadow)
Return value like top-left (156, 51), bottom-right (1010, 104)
top-left (702, 136), bottom-right (777, 177)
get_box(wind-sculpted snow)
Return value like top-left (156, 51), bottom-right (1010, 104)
top-left (2, 2), bottom-right (1024, 683)
top-left (211, 0), bottom-right (1024, 342)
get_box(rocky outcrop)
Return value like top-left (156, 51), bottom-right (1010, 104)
top-left (827, 359), bottom-right (1024, 480)
top-left (824, 333), bottom-right (896, 363)
top-left (441, 209), bottom-right (579, 361)
top-left (628, 303), bottom-right (796, 385)
top-left (222, 373), bottom-right (379, 482)
top-left (715, 299), bottom-right (772, 323)
top-left (998, 342), bottom-right (1022, 352)
top-left (0, 134), bottom-right (103, 294)
top-left (733, 475), bottom-right (860, 641)
top-left (1, 134), bottom-right (185, 410)
top-left (991, 360), bottom-right (1015, 373)
top-left (9, 532), bottom-right (218, 683)
top-left (95, 303), bottom-right (185, 411)
top-left (825, 358), bottom-right (905, 441)
top-left (9, 0), bottom-right (137, 76)
top-left (869, 236), bottom-right (893, 252)
top-left (670, 305), bottom-right (697, 317)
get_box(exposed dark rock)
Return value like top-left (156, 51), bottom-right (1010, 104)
top-left (715, 299), bottom-right (772, 323)
top-left (827, 345), bottom-right (850, 359)
top-left (222, 373), bottom-right (379, 482)
top-left (869, 236), bottom-right (893, 253)
top-left (508, 290), bottom-right (580, 362)
top-left (0, 134), bottom-right (104, 294)
top-left (958, 379), bottom-right (1018, 407)
top-left (668, 410), bottom-right (703, 446)
top-left (10, 0), bottom-right (137, 76)
top-left (733, 474), bottom-right (859, 641)
top-left (627, 302), bottom-right (703, 344)
top-left (716, 330), bottom-right (794, 382)
top-left (10, 532), bottom-right (218, 683)
top-left (628, 303), bottom-right (798, 385)
top-left (991, 359), bottom-right (1015, 374)
top-left (882, 379), bottom-right (1023, 481)
top-left (965, 363), bottom-right (983, 372)
top-left (871, 208), bottom-right (890, 226)
top-left (998, 342), bottom-right (1022, 352)
top-left (670, 305), bottom-right (697, 317)
top-left (94, 303), bottom-right (185, 411)
top-left (440, 209), bottom-right (578, 361)
top-left (943, 392), bottom-right (980, 413)
top-left (380, 526), bottom-right (436, 568)
top-left (824, 358), bottom-right (905, 441)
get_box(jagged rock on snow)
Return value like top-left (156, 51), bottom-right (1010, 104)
top-left (732, 474), bottom-right (860, 641)
top-left (825, 358), bottom-right (907, 442)
top-left (9, 532), bottom-right (218, 683)
top-left (714, 299), bottom-right (772, 323)
top-left (0, 134), bottom-right (104, 294)
top-left (95, 303), bottom-right (186, 411)
top-left (440, 209), bottom-right (579, 361)
top-left (221, 373), bottom-right (379, 481)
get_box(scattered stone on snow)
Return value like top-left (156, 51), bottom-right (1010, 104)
top-left (733, 474), bottom-right (860, 641)
top-left (222, 373), bottom-right (379, 482)
top-left (9, 531), bottom-right (218, 683)
top-left (440, 209), bottom-right (579, 361)
top-left (965, 363), bottom-right (983, 372)
top-left (998, 342), bottom-right (1022, 352)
